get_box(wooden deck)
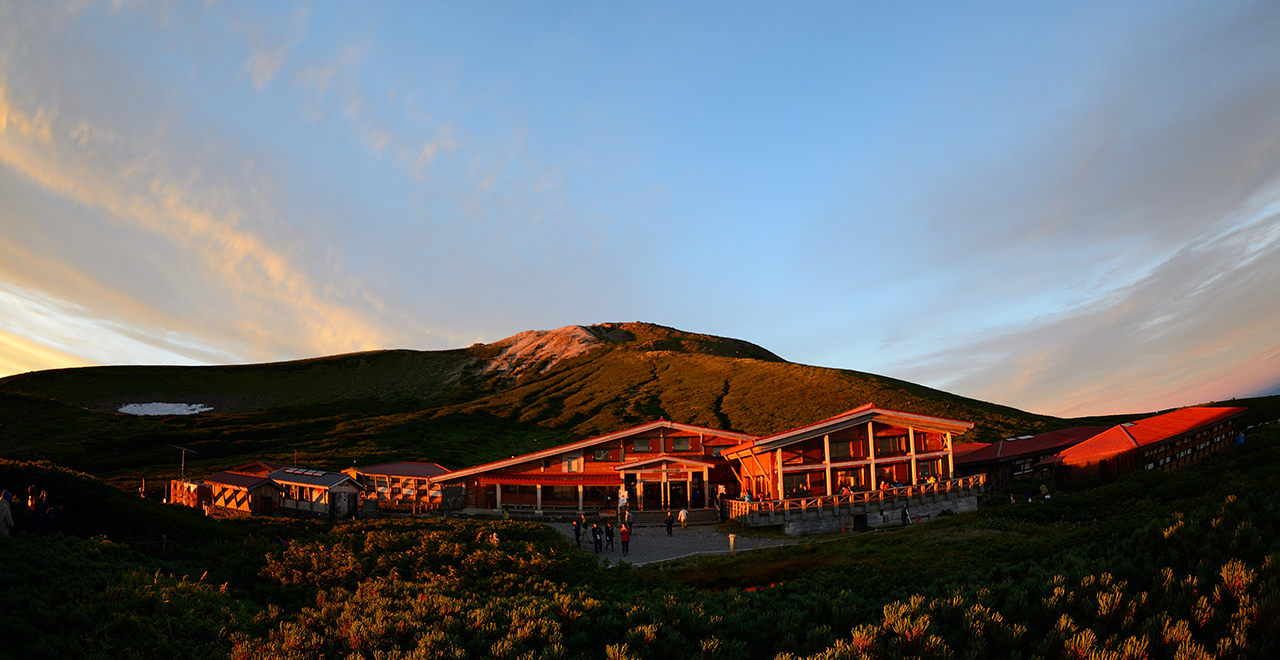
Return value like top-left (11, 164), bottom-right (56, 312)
top-left (724, 475), bottom-right (985, 526)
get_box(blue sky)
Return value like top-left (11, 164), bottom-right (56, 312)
top-left (2, 1), bottom-right (1279, 417)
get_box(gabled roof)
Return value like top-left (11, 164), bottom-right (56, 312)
top-left (1042, 406), bottom-right (1247, 466)
top-left (724, 404), bottom-right (974, 458)
top-left (204, 472), bottom-right (282, 491)
top-left (348, 462), bottom-right (451, 479)
top-left (615, 455), bottom-right (719, 471)
top-left (437, 419), bottom-right (757, 482)
top-left (267, 467), bottom-right (362, 489)
top-left (952, 442), bottom-right (989, 458)
top-left (231, 460), bottom-right (292, 476)
top-left (956, 426), bottom-right (1108, 466)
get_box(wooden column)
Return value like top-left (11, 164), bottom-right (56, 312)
top-left (702, 467), bottom-right (710, 508)
top-left (495, 483), bottom-right (502, 510)
top-left (775, 449), bottom-right (783, 499)
top-left (661, 465), bottom-right (669, 509)
top-left (908, 428), bottom-right (918, 484)
top-left (823, 433), bottom-right (833, 496)
top-left (867, 422), bottom-right (878, 490)
top-left (577, 484), bottom-right (583, 513)
top-left (685, 469), bottom-right (692, 509)
top-left (535, 484), bottom-right (542, 514)
top-left (946, 432), bottom-right (954, 478)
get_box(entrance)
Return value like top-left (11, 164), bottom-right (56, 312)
top-left (668, 482), bottom-right (688, 509)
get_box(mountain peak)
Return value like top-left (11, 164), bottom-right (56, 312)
top-left (481, 322), bottom-right (785, 380)
top-left (483, 325), bottom-right (607, 379)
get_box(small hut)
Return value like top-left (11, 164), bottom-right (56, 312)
top-left (267, 467), bottom-right (363, 518)
top-left (344, 461), bottom-right (450, 512)
top-left (205, 472), bottom-right (282, 516)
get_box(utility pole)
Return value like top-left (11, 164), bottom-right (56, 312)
top-left (166, 444), bottom-right (198, 479)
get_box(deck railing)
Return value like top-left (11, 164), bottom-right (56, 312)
top-left (724, 474), bottom-right (985, 525)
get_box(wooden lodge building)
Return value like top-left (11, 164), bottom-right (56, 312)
top-left (955, 426), bottom-right (1109, 487)
top-left (723, 404), bottom-right (973, 499)
top-left (435, 420), bottom-right (758, 514)
top-left (266, 467), bottom-right (363, 518)
top-left (343, 461), bottom-right (451, 512)
top-left (204, 471), bottom-right (282, 516)
top-left (720, 405), bottom-right (985, 534)
top-left (1039, 406), bottom-right (1247, 481)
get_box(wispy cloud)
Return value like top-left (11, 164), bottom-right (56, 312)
top-left (0, 3), bottom-right (396, 369)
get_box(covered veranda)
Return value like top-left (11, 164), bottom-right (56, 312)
top-left (615, 456), bottom-right (718, 511)
top-left (476, 472), bottom-right (622, 515)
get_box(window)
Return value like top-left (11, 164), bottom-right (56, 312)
top-left (673, 437), bottom-right (691, 452)
top-left (783, 473), bottom-right (811, 497)
top-left (551, 486), bottom-right (576, 500)
top-left (633, 438), bottom-right (651, 452)
top-left (830, 441), bottom-right (852, 460)
top-left (710, 447), bottom-right (722, 458)
top-left (834, 468), bottom-right (868, 491)
top-left (563, 451), bottom-right (583, 472)
top-left (876, 435), bottom-right (907, 456)
top-left (593, 448), bottom-right (611, 462)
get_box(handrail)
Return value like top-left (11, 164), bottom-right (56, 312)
top-left (724, 475), bottom-right (985, 522)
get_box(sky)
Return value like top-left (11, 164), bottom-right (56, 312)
top-left (2, 1), bottom-right (1280, 418)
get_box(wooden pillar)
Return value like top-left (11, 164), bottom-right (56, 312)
top-left (908, 428), bottom-right (918, 485)
top-left (577, 484), bottom-right (583, 513)
top-left (946, 432), bottom-right (954, 479)
top-left (536, 484), bottom-right (543, 514)
top-left (495, 483), bottom-right (502, 510)
top-left (685, 469), bottom-right (692, 510)
top-left (637, 481), bottom-right (644, 511)
top-left (867, 422), bottom-right (878, 490)
top-left (702, 467), bottom-right (710, 508)
top-left (775, 449), bottom-right (783, 499)
top-left (823, 433), bottom-right (833, 496)
top-left (661, 465), bottom-right (669, 509)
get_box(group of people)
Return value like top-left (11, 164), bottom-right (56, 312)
top-left (572, 517), bottom-right (631, 556)
top-left (0, 486), bottom-right (65, 538)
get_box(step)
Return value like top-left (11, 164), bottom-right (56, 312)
top-left (622, 508), bottom-right (721, 527)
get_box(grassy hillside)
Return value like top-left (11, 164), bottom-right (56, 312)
top-left (0, 322), bottom-right (1252, 490)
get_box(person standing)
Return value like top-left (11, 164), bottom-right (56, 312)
top-left (572, 519), bottom-right (582, 548)
top-left (678, 507), bottom-right (689, 530)
top-left (591, 523), bottom-right (603, 554)
top-left (617, 488), bottom-right (629, 517)
top-left (664, 510), bottom-right (674, 536)
top-left (0, 491), bottom-right (13, 537)
top-left (604, 523), bottom-right (615, 551)
top-left (901, 506), bottom-right (910, 526)
top-left (619, 525), bottom-right (630, 556)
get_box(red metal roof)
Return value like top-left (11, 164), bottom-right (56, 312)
top-left (204, 472), bottom-right (281, 491)
top-left (350, 462), bottom-right (451, 479)
top-left (1045, 407), bottom-right (1246, 466)
top-left (438, 419), bottom-right (756, 482)
top-left (951, 442), bottom-right (988, 458)
top-left (955, 426), bottom-right (1108, 465)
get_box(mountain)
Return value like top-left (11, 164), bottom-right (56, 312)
top-left (0, 322), bottom-right (1082, 488)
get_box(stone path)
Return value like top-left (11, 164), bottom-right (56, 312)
top-left (546, 522), bottom-right (802, 566)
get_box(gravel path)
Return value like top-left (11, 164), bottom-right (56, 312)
top-left (545, 522), bottom-right (800, 566)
